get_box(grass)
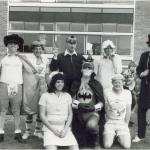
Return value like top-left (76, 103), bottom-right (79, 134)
top-left (0, 113), bottom-right (150, 149)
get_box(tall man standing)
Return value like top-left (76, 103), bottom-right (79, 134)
top-left (50, 35), bottom-right (86, 93)
top-left (133, 34), bottom-right (150, 142)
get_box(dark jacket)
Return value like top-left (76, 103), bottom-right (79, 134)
top-left (136, 51), bottom-right (150, 108)
top-left (50, 52), bottom-right (85, 81)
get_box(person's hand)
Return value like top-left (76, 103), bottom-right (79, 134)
top-left (146, 109), bottom-right (150, 126)
top-left (78, 103), bottom-right (95, 112)
top-left (52, 48), bottom-right (58, 60)
top-left (140, 69), bottom-right (149, 77)
top-left (59, 128), bottom-right (68, 138)
top-left (52, 129), bottom-right (61, 137)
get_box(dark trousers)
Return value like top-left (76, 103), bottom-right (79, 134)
top-left (138, 107), bottom-right (147, 138)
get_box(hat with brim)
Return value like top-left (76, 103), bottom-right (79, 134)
top-left (4, 34), bottom-right (24, 47)
top-left (146, 34), bottom-right (150, 44)
top-left (66, 35), bottom-right (77, 44)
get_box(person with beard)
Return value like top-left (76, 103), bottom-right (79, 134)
top-left (72, 62), bottom-right (105, 150)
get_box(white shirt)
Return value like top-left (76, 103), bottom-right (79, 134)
top-left (94, 54), bottom-right (122, 89)
top-left (0, 55), bottom-right (23, 84)
top-left (39, 92), bottom-right (72, 122)
top-left (104, 88), bottom-right (132, 121)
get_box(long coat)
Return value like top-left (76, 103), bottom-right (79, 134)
top-left (136, 51), bottom-right (150, 109)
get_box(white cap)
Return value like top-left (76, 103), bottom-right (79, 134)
top-left (102, 40), bottom-right (116, 50)
top-left (112, 74), bottom-right (124, 81)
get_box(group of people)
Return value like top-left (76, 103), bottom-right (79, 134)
top-left (0, 33), bottom-right (149, 149)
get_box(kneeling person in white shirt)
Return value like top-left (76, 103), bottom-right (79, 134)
top-left (103, 74), bottom-right (132, 149)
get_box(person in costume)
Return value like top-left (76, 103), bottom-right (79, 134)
top-left (72, 62), bottom-right (104, 150)
top-left (132, 34), bottom-right (150, 142)
top-left (22, 40), bottom-right (49, 140)
top-left (103, 74), bottom-right (132, 149)
top-left (94, 40), bottom-right (122, 89)
top-left (39, 73), bottom-right (79, 150)
top-left (0, 34), bottom-right (37, 143)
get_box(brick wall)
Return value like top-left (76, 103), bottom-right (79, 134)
top-left (134, 1), bottom-right (150, 64)
top-left (0, 1), bottom-right (8, 56)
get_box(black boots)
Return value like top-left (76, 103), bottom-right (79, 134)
top-left (14, 133), bottom-right (25, 143)
top-left (0, 134), bottom-right (4, 142)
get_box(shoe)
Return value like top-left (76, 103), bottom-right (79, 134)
top-left (14, 133), bottom-right (25, 143)
top-left (94, 144), bottom-right (101, 150)
top-left (0, 134), bottom-right (4, 142)
top-left (22, 131), bottom-right (32, 140)
top-left (132, 136), bottom-right (144, 142)
top-left (33, 131), bottom-right (43, 139)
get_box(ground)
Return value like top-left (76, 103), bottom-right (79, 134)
top-left (0, 114), bottom-right (150, 149)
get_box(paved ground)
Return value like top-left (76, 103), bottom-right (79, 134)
top-left (0, 114), bottom-right (150, 149)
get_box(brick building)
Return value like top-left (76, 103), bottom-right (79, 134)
top-left (0, 0), bottom-right (149, 66)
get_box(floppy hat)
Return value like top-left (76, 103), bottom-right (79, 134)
top-left (102, 40), bottom-right (116, 50)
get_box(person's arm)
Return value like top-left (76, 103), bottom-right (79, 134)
top-left (60, 100), bottom-right (73, 138)
top-left (136, 53), bottom-right (149, 78)
top-left (39, 104), bottom-right (60, 137)
top-left (111, 54), bottom-right (122, 74)
top-left (125, 91), bottom-right (132, 124)
top-left (125, 104), bottom-right (131, 124)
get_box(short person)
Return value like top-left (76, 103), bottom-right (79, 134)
top-left (39, 73), bottom-right (79, 150)
top-left (103, 74), bottom-right (131, 149)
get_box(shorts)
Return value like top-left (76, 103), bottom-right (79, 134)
top-left (103, 120), bottom-right (130, 136)
top-left (0, 82), bottom-right (22, 114)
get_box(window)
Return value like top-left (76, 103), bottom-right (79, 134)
top-left (87, 35), bottom-right (101, 55)
top-left (87, 24), bottom-right (102, 32)
top-left (10, 21), bottom-right (24, 30)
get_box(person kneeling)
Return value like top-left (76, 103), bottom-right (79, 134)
top-left (72, 62), bottom-right (104, 150)
top-left (103, 74), bottom-right (132, 149)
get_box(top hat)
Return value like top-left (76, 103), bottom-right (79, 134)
top-left (66, 35), bottom-right (77, 44)
top-left (146, 34), bottom-right (150, 44)
top-left (3, 34), bottom-right (24, 47)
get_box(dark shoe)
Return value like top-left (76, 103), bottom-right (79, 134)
top-left (14, 133), bottom-right (25, 143)
top-left (0, 134), bottom-right (4, 142)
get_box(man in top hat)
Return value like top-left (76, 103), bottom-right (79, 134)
top-left (133, 34), bottom-right (150, 142)
top-left (0, 34), bottom-right (36, 143)
top-left (50, 35), bottom-right (86, 93)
